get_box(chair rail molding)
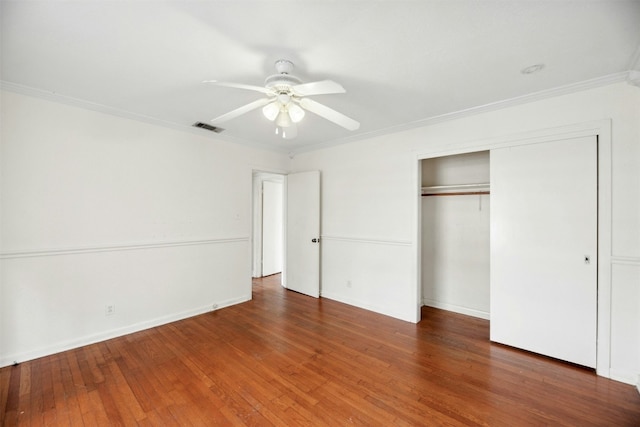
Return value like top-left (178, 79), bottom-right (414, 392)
top-left (0, 236), bottom-right (250, 259)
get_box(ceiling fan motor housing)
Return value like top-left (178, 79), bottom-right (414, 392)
top-left (265, 74), bottom-right (301, 91)
top-left (265, 59), bottom-right (301, 92)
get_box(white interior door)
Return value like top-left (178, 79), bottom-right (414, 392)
top-left (490, 136), bottom-right (597, 368)
top-left (285, 171), bottom-right (320, 297)
top-left (262, 180), bottom-right (283, 276)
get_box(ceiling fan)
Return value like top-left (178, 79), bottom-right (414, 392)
top-left (204, 59), bottom-right (360, 139)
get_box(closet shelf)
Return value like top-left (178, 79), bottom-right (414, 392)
top-left (422, 183), bottom-right (490, 196)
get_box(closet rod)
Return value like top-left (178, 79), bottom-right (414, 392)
top-left (421, 183), bottom-right (490, 197)
top-left (422, 191), bottom-right (490, 197)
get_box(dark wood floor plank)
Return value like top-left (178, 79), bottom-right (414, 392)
top-left (0, 366), bottom-right (11, 425)
top-left (2, 273), bottom-right (640, 426)
top-left (2, 365), bottom-right (20, 426)
top-left (269, 393), bottom-right (328, 427)
top-left (48, 356), bottom-right (73, 427)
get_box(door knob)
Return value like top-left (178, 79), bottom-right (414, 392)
top-left (311, 238), bottom-right (320, 243)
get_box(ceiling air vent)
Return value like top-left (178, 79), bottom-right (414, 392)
top-left (192, 122), bottom-right (224, 133)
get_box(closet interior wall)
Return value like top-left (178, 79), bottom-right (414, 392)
top-left (421, 151), bottom-right (490, 319)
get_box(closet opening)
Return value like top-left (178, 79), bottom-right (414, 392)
top-left (420, 151), bottom-right (490, 320)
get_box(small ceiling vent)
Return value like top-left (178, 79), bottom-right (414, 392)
top-left (193, 122), bottom-right (224, 133)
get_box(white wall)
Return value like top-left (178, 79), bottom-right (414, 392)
top-left (0, 90), bottom-right (289, 366)
top-left (421, 152), bottom-right (490, 319)
top-left (2, 83), bottom-right (639, 386)
top-left (292, 143), bottom-right (417, 322)
top-left (422, 151), bottom-right (490, 186)
top-left (422, 196), bottom-right (490, 318)
top-left (291, 82), bottom-right (640, 385)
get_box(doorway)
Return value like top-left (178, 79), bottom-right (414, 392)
top-left (252, 172), bottom-right (285, 280)
top-left (251, 169), bottom-right (322, 298)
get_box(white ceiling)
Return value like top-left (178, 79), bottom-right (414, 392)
top-left (2, 1), bottom-right (640, 154)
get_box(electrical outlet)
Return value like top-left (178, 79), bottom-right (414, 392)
top-left (105, 304), bottom-right (115, 316)
top-left (346, 280), bottom-right (352, 288)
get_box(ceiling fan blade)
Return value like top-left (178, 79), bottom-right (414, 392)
top-left (299, 98), bottom-right (360, 131)
top-left (292, 80), bottom-right (346, 96)
top-left (211, 98), bottom-right (272, 124)
top-left (203, 80), bottom-right (272, 95)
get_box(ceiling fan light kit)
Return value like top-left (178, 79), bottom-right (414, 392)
top-left (204, 59), bottom-right (360, 139)
top-left (275, 110), bottom-right (292, 127)
top-left (262, 102), bottom-right (280, 121)
top-left (287, 104), bottom-right (305, 123)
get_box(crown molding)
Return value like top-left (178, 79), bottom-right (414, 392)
top-left (627, 71), bottom-right (640, 88)
top-left (2, 72), bottom-right (631, 158)
top-left (290, 72), bottom-right (630, 156)
top-left (0, 81), bottom-right (288, 154)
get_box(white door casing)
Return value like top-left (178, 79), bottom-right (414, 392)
top-left (490, 135), bottom-right (597, 368)
top-left (285, 171), bottom-right (321, 298)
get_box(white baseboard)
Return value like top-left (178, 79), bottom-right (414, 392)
top-left (321, 291), bottom-right (416, 323)
top-left (0, 294), bottom-right (250, 368)
top-left (607, 368), bottom-right (639, 386)
top-left (422, 299), bottom-right (490, 320)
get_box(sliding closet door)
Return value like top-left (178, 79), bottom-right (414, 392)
top-left (490, 136), bottom-right (597, 368)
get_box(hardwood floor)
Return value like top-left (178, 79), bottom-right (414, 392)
top-left (2, 274), bottom-right (639, 426)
